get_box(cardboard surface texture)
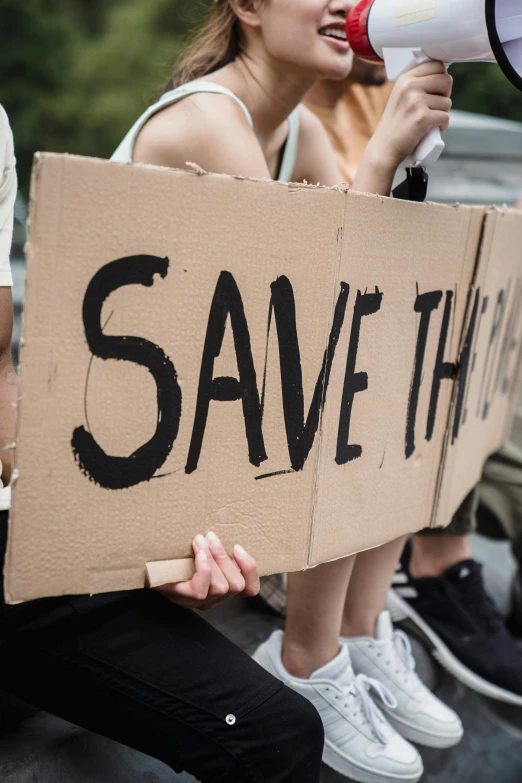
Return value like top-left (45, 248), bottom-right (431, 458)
top-left (5, 154), bottom-right (522, 603)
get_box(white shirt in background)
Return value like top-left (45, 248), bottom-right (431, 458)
top-left (0, 103), bottom-right (16, 509)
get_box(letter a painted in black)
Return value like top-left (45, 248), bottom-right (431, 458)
top-left (186, 271), bottom-right (266, 474)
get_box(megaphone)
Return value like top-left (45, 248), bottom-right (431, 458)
top-left (347, 0), bottom-right (522, 167)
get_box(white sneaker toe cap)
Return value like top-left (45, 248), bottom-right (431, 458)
top-left (407, 693), bottom-right (463, 738)
top-left (366, 732), bottom-right (423, 779)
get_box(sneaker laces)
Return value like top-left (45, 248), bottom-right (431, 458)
top-left (313, 673), bottom-right (398, 745)
top-left (393, 629), bottom-right (416, 673)
top-left (391, 629), bottom-right (424, 692)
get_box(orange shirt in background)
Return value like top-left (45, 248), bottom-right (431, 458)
top-left (305, 82), bottom-right (393, 186)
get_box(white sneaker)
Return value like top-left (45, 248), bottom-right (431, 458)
top-left (253, 630), bottom-right (423, 783)
top-left (344, 611), bottom-right (463, 749)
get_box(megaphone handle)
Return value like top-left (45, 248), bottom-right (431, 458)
top-left (382, 49), bottom-right (449, 168)
top-left (412, 126), bottom-right (445, 168)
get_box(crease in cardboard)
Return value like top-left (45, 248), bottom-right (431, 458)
top-left (306, 203), bottom-right (347, 567)
top-left (429, 208), bottom-right (492, 528)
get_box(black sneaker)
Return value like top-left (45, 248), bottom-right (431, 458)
top-left (386, 540), bottom-right (522, 706)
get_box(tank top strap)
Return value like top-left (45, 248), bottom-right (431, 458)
top-left (111, 79), bottom-right (300, 182)
top-left (278, 108), bottom-right (300, 182)
top-left (111, 81), bottom-right (254, 164)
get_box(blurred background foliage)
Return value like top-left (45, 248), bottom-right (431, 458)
top-left (2, 0), bottom-right (522, 197)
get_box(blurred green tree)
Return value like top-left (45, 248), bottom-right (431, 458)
top-left (1, 0), bottom-right (210, 195)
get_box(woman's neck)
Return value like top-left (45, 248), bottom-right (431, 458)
top-left (210, 54), bottom-right (315, 139)
top-left (305, 76), bottom-right (354, 110)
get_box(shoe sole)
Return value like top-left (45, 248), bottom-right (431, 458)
top-left (387, 590), bottom-right (522, 707)
top-left (383, 711), bottom-right (463, 749)
top-left (323, 741), bottom-right (423, 783)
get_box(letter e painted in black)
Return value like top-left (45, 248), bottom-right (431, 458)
top-left (405, 289), bottom-right (442, 459)
top-left (426, 290), bottom-right (457, 441)
top-left (336, 288), bottom-right (383, 465)
top-left (185, 271), bottom-right (266, 474)
top-left (71, 255), bottom-right (181, 489)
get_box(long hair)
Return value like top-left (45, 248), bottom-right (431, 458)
top-left (166, 2), bottom-right (243, 91)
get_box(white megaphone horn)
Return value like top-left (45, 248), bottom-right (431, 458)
top-left (346, 0), bottom-right (522, 168)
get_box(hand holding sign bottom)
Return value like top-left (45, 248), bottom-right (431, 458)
top-left (156, 532), bottom-right (260, 611)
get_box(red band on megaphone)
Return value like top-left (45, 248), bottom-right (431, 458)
top-left (346, 0), bottom-right (383, 64)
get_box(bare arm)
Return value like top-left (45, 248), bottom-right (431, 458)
top-left (0, 287), bottom-right (17, 486)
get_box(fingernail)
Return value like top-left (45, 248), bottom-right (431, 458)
top-left (234, 544), bottom-right (247, 557)
top-left (197, 549), bottom-right (207, 561)
top-left (206, 531), bottom-right (220, 547)
top-left (195, 534), bottom-right (206, 551)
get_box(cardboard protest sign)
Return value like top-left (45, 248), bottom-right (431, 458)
top-left (4, 154), bottom-right (521, 603)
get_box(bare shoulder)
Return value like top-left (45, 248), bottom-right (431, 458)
top-left (133, 92), bottom-right (269, 178)
top-left (293, 104), bottom-right (342, 187)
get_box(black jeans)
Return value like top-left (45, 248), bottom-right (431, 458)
top-left (0, 512), bottom-right (323, 782)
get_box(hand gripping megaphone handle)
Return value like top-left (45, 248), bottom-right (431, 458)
top-left (382, 47), bottom-right (449, 168)
top-left (412, 126), bottom-right (446, 168)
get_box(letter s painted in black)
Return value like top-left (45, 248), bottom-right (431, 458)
top-left (71, 255), bottom-right (181, 489)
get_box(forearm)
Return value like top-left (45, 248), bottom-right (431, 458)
top-left (351, 144), bottom-right (397, 198)
top-left (0, 357), bottom-right (17, 486)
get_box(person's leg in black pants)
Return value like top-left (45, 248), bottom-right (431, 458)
top-left (0, 514), bottom-right (323, 782)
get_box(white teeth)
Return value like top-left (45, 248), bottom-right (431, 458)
top-left (320, 27), bottom-right (347, 41)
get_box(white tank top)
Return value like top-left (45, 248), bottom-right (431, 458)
top-left (111, 80), bottom-right (300, 182)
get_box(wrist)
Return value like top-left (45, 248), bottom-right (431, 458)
top-left (362, 141), bottom-right (400, 179)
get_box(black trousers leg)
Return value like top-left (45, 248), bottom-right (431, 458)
top-left (0, 514), bottom-right (323, 782)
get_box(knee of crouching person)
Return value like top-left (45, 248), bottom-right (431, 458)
top-left (268, 685), bottom-right (324, 764)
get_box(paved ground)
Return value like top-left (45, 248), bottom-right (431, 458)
top-left (1, 534), bottom-right (522, 782)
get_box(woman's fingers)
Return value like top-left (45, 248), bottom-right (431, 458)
top-left (426, 95), bottom-right (452, 112)
top-left (206, 532), bottom-right (246, 596)
top-left (160, 548), bottom-right (212, 605)
top-left (428, 110), bottom-right (451, 133)
top-left (192, 533), bottom-right (229, 600)
top-left (409, 60), bottom-right (449, 79)
top-left (233, 544), bottom-right (260, 597)
top-left (157, 533), bottom-right (259, 610)
top-left (414, 73), bottom-right (453, 97)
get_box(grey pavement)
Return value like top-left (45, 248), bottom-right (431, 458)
top-left (1, 533), bottom-right (522, 782)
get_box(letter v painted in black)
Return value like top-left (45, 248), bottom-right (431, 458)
top-left (270, 277), bottom-right (350, 472)
top-left (186, 271), bottom-right (266, 474)
top-left (71, 255), bottom-right (181, 489)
